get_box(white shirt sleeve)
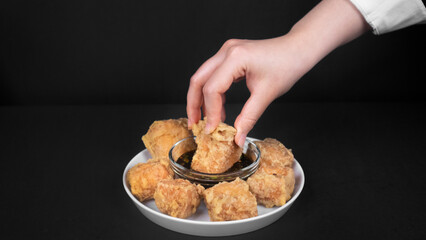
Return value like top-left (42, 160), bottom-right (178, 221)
top-left (350, 0), bottom-right (426, 34)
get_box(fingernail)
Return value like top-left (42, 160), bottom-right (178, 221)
top-left (237, 134), bottom-right (246, 148)
top-left (204, 123), bottom-right (214, 134)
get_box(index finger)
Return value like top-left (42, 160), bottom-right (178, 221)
top-left (202, 56), bottom-right (245, 133)
top-left (187, 56), bottom-right (223, 129)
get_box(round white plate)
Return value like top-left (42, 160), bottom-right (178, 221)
top-left (122, 140), bottom-right (305, 237)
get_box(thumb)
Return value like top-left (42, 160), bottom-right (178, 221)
top-left (234, 93), bottom-right (273, 147)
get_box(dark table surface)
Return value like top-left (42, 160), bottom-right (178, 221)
top-left (1, 102), bottom-right (425, 239)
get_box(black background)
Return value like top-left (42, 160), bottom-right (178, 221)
top-left (1, 0), bottom-right (425, 105)
top-left (1, 0), bottom-right (426, 239)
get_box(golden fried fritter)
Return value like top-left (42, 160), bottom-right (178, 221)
top-left (126, 161), bottom-right (173, 202)
top-left (247, 165), bottom-right (295, 208)
top-left (191, 120), bottom-right (242, 173)
top-left (142, 118), bottom-right (194, 160)
top-left (154, 179), bottom-right (204, 219)
top-left (203, 178), bottom-right (258, 221)
top-left (255, 138), bottom-right (294, 168)
top-left (258, 164), bottom-right (295, 196)
top-left (149, 157), bottom-right (174, 176)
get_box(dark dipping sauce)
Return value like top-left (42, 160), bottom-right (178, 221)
top-left (176, 150), bottom-right (254, 173)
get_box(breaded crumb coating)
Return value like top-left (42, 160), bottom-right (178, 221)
top-left (247, 165), bottom-right (295, 208)
top-left (255, 138), bottom-right (294, 168)
top-left (142, 118), bottom-right (194, 160)
top-left (154, 179), bottom-right (204, 219)
top-left (191, 120), bottom-right (242, 173)
top-left (258, 165), bottom-right (295, 197)
top-left (203, 178), bottom-right (258, 221)
top-left (126, 161), bottom-right (173, 202)
top-left (149, 157), bottom-right (174, 176)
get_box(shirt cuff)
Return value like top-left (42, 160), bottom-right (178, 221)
top-left (350, 0), bottom-right (426, 35)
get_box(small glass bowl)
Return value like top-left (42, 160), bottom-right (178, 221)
top-left (169, 136), bottom-right (260, 187)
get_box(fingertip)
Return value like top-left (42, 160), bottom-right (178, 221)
top-left (204, 122), bottom-right (214, 134)
top-left (186, 107), bottom-right (198, 129)
top-left (204, 115), bottom-right (221, 134)
top-left (235, 132), bottom-right (246, 148)
top-left (187, 118), bottom-right (193, 130)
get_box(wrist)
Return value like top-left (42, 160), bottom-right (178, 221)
top-left (285, 0), bottom-right (369, 66)
top-left (283, 28), bottom-right (326, 72)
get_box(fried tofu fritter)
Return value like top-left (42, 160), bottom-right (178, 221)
top-left (247, 166), bottom-right (295, 208)
top-left (147, 157), bottom-right (174, 176)
top-left (247, 138), bottom-right (296, 208)
top-left (203, 178), bottom-right (258, 221)
top-left (258, 164), bottom-right (295, 196)
top-left (142, 118), bottom-right (193, 161)
top-left (191, 120), bottom-right (242, 173)
top-left (247, 172), bottom-right (286, 208)
top-left (154, 179), bottom-right (204, 219)
top-left (255, 138), bottom-right (294, 168)
top-left (126, 161), bottom-right (173, 202)
top-left (135, 119), bottom-right (297, 221)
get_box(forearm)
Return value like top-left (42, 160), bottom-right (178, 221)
top-left (286, 0), bottom-right (370, 67)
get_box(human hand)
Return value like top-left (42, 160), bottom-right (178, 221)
top-left (186, 0), bottom-right (369, 147)
top-left (186, 36), bottom-right (315, 147)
